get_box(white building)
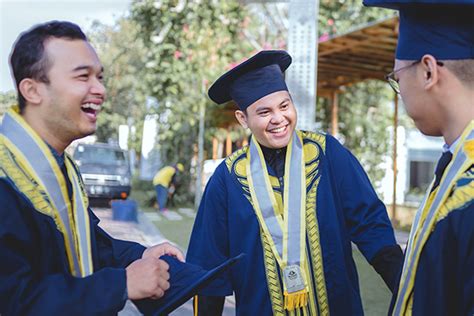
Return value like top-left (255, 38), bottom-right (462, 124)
top-left (379, 126), bottom-right (444, 206)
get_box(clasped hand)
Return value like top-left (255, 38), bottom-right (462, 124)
top-left (126, 242), bottom-right (184, 300)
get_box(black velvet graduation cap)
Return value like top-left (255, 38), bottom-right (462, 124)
top-left (135, 253), bottom-right (243, 316)
top-left (363, 0), bottom-right (474, 60)
top-left (208, 50), bottom-right (292, 110)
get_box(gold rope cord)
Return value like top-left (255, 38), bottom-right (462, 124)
top-left (305, 176), bottom-right (328, 315)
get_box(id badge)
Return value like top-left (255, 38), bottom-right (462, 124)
top-left (283, 265), bottom-right (306, 293)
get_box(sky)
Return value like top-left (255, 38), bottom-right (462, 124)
top-left (0, 0), bottom-right (132, 93)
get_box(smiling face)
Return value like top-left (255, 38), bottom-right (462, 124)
top-left (29, 38), bottom-right (105, 149)
top-left (235, 90), bottom-right (297, 149)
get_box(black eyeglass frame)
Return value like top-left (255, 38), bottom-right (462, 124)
top-left (385, 60), bottom-right (444, 94)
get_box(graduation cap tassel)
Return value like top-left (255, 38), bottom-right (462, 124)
top-left (193, 295), bottom-right (198, 316)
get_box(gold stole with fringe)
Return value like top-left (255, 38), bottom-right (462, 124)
top-left (226, 130), bottom-right (329, 315)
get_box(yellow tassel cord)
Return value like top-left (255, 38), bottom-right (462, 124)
top-left (284, 289), bottom-right (309, 311)
top-left (194, 295), bottom-right (198, 316)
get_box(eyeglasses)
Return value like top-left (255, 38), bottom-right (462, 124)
top-left (385, 60), bottom-right (444, 94)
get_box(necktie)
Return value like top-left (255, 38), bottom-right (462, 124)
top-left (431, 151), bottom-right (453, 191)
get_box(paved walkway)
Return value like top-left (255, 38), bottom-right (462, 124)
top-left (94, 207), bottom-right (410, 315)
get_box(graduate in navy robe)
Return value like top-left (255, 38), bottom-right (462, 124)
top-left (0, 21), bottom-right (183, 315)
top-left (0, 176), bottom-right (144, 314)
top-left (363, 1), bottom-right (474, 315)
top-left (187, 50), bottom-right (403, 315)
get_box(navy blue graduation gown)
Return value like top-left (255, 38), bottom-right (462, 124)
top-left (390, 166), bottom-right (474, 316)
top-left (0, 177), bottom-right (146, 315)
top-left (187, 132), bottom-right (400, 315)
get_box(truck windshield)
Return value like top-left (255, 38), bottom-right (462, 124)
top-left (74, 145), bottom-right (127, 165)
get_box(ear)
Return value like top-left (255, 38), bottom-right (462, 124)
top-left (234, 110), bottom-right (248, 128)
top-left (18, 78), bottom-right (43, 105)
top-left (420, 54), bottom-right (440, 90)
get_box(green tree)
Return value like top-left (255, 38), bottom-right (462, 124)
top-left (318, 0), bottom-right (393, 37)
top-left (131, 0), bottom-right (253, 168)
top-left (87, 18), bottom-right (149, 155)
top-left (0, 90), bottom-right (16, 118)
top-left (316, 1), bottom-right (396, 187)
top-left (316, 81), bottom-right (394, 186)
top-left (105, 0), bottom-right (400, 193)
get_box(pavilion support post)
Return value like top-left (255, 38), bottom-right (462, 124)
top-left (392, 93), bottom-right (399, 224)
top-left (212, 137), bottom-right (218, 160)
top-left (226, 131), bottom-right (232, 156)
top-left (330, 91), bottom-right (339, 136)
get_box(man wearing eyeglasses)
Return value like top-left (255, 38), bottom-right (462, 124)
top-left (364, 1), bottom-right (474, 315)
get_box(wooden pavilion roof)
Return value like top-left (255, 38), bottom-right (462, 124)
top-left (317, 16), bottom-right (398, 97)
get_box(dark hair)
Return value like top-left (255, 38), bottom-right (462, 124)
top-left (9, 21), bottom-right (87, 111)
top-left (443, 59), bottom-right (474, 87)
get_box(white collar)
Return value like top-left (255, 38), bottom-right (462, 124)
top-left (443, 137), bottom-right (461, 154)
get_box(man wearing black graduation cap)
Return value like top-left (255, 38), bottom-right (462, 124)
top-left (187, 50), bottom-right (403, 315)
top-left (363, 1), bottom-right (474, 315)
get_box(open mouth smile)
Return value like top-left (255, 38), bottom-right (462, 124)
top-left (81, 102), bottom-right (102, 121)
top-left (268, 125), bottom-right (288, 134)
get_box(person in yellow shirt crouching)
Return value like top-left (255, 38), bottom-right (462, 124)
top-left (153, 163), bottom-right (184, 212)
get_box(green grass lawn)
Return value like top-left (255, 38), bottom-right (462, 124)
top-left (149, 207), bottom-right (392, 314)
top-left (141, 206), bottom-right (195, 250)
top-left (353, 248), bottom-right (392, 315)
top-left (154, 213), bottom-right (195, 250)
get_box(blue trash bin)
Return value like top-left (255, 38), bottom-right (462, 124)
top-left (111, 199), bottom-right (138, 222)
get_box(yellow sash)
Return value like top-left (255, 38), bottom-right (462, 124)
top-left (0, 107), bottom-right (93, 277)
top-left (226, 130), bottom-right (329, 315)
top-left (247, 132), bottom-right (308, 310)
